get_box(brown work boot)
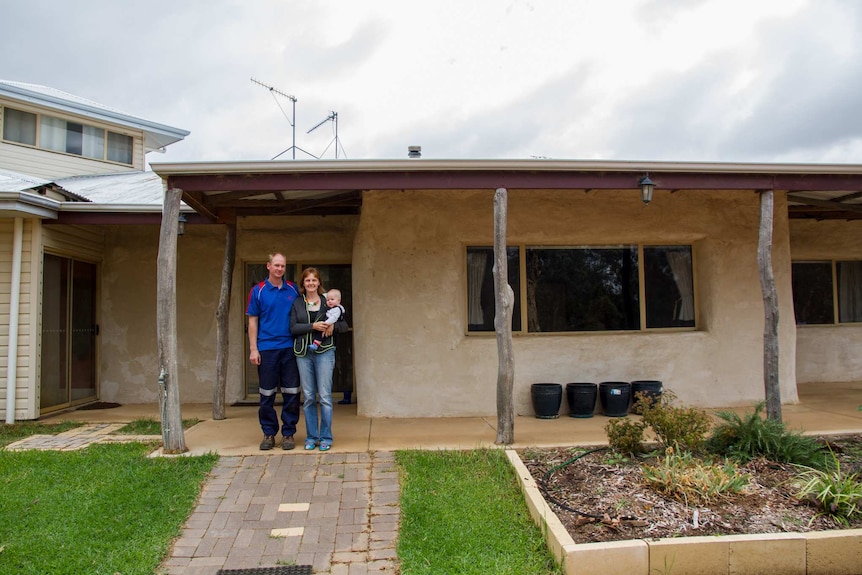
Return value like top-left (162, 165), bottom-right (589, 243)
top-left (282, 435), bottom-right (295, 450)
top-left (259, 435), bottom-right (275, 450)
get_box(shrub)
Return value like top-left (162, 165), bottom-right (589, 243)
top-left (794, 448), bottom-right (862, 525)
top-left (639, 390), bottom-right (711, 453)
top-left (605, 418), bottom-right (647, 456)
top-left (642, 448), bottom-right (750, 505)
top-left (706, 402), bottom-right (825, 467)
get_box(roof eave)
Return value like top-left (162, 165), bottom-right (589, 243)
top-left (150, 158), bottom-right (862, 177)
top-left (0, 191), bottom-right (60, 219)
top-left (1, 83), bottom-right (189, 150)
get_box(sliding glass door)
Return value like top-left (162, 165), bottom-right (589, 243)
top-left (40, 254), bottom-right (98, 412)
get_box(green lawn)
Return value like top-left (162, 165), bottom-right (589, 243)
top-left (115, 417), bottom-right (200, 435)
top-left (0, 441), bottom-right (217, 575)
top-left (396, 449), bottom-right (563, 575)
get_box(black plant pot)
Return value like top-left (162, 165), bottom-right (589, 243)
top-left (631, 380), bottom-right (663, 414)
top-left (599, 381), bottom-right (631, 417)
top-left (566, 383), bottom-right (597, 418)
top-left (531, 383), bottom-right (562, 419)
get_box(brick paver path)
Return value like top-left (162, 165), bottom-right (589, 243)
top-left (161, 451), bottom-right (400, 575)
top-left (4, 423), bottom-right (155, 451)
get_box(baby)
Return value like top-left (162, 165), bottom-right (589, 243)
top-left (309, 289), bottom-right (346, 351)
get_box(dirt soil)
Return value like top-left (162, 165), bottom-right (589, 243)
top-left (520, 435), bottom-right (862, 544)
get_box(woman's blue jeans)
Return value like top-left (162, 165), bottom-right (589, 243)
top-left (297, 348), bottom-right (335, 444)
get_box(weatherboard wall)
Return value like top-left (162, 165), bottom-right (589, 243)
top-left (0, 218), bottom-right (37, 420)
top-left (1, 95), bottom-right (146, 179)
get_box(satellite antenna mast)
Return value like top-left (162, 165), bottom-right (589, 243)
top-left (250, 78), bottom-right (315, 160)
top-left (307, 111), bottom-right (343, 159)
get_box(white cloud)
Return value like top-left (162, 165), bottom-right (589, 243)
top-left (2, 0), bottom-right (860, 164)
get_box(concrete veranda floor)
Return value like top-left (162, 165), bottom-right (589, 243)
top-left (43, 381), bottom-right (862, 455)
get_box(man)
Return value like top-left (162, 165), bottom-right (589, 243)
top-left (247, 253), bottom-right (301, 450)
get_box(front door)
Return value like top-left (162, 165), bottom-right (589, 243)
top-left (40, 254), bottom-right (98, 412)
top-left (243, 262), bottom-right (353, 400)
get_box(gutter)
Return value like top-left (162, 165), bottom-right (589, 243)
top-left (0, 192), bottom-right (60, 219)
top-left (150, 158), bottom-right (862, 177)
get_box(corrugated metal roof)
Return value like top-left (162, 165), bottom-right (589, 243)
top-left (53, 171), bottom-right (166, 205)
top-left (0, 168), bottom-right (50, 192)
top-left (0, 80), bottom-right (189, 152)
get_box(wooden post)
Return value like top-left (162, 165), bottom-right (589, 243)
top-left (157, 188), bottom-right (188, 453)
top-left (758, 189), bottom-right (782, 422)
top-left (494, 187), bottom-right (515, 445)
top-left (213, 223), bottom-right (236, 420)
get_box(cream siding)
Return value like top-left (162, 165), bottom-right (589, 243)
top-left (0, 218), bottom-right (37, 420)
top-left (789, 219), bottom-right (862, 383)
top-left (0, 142), bottom-right (138, 179)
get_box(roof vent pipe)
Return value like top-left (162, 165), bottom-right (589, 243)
top-left (408, 146), bottom-right (422, 159)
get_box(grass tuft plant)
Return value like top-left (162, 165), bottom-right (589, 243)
top-left (706, 402), bottom-right (825, 467)
top-left (642, 447), bottom-right (750, 506)
top-left (793, 448), bottom-right (862, 526)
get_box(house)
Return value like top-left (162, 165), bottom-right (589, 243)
top-left (147, 160), bottom-right (862, 418)
top-left (1, 81), bottom-right (860, 421)
top-left (0, 80), bottom-right (188, 420)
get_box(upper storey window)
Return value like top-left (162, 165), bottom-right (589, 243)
top-left (2, 106), bottom-right (133, 165)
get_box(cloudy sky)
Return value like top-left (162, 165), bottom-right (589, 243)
top-left (3, 0), bottom-right (861, 165)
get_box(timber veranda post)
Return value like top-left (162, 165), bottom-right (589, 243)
top-left (494, 187), bottom-right (515, 445)
top-left (758, 188), bottom-right (782, 422)
top-left (157, 187), bottom-right (188, 453)
top-left (213, 222), bottom-right (237, 420)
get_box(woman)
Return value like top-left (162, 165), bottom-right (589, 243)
top-left (290, 267), bottom-right (349, 451)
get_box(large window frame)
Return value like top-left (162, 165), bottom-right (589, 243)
top-left (466, 244), bottom-right (697, 334)
top-left (2, 105), bottom-right (134, 165)
top-left (792, 260), bottom-right (862, 325)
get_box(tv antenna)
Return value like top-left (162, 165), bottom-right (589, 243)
top-left (250, 77), bottom-right (316, 160)
top-left (307, 111), bottom-right (346, 159)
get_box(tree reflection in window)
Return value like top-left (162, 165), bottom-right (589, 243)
top-left (527, 247), bottom-right (639, 332)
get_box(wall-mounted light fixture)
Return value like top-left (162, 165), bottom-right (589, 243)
top-left (638, 175), bottom-right (655, 205)
top-left (177, 213), bottom-right (187, 236)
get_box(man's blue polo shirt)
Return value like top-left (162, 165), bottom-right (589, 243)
top-left (246, 279), bottom-right (300, 351)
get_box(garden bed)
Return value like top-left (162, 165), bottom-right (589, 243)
top-left (520, 435), bottom-right (862, 545)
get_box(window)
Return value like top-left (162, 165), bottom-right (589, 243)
top-left (527, 247), bottom-right (640, 331)
top-left (791, 260), bottom-right (862, 324)
top-left (466, 244), bottom-right (695, 333)
top-left (466, 247), bottom-right (521, 331)
top-left (2, 107), bottom-right (36, 145)
top-left (107, 131), bottom-right (133, 164)
top-left (644, 246), bottom-right (695, 328)
top-left (2, 106), bottom-right (133, 165)
top-left (41, 116), bottom-right (105, 160)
